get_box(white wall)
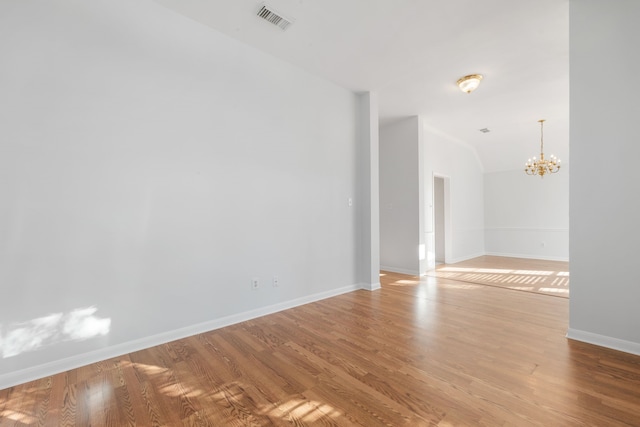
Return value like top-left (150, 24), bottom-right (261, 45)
top-left (484, 167), bottom-right (569, 261)
top-left (0, 0), bottom-right (366, 388)
top-left (424, 128), bottom-right (485, 267)
top-left (568, 0), bottom-right (640, 355)
top-left (379, 117), bottom-right (425, 275)
top-left (358, 93), bottom-right (381, 289)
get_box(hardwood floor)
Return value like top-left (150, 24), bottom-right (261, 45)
top-left (2, 258), bottom-right (640, 426)
top-left (428, 255), bottom-right (570, 298)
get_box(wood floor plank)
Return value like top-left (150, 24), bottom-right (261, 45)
top-left (2, 256), bottom-right (640, 426)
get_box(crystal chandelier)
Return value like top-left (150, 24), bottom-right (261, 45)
top-left (524, 119), bottom-right (561, 177)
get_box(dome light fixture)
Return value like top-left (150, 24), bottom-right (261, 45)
top-left (457, 74), bottom-right (483, 93)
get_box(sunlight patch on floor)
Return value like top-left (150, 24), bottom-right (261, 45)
top-left (509, 286), bottom-right (536, 291)
top-left (0, 409), bottom-right (37, 424)
top-left (427, 260), bottom-right (570, 298)
top-left (267, 397), bottom-right (341, 423)
top-left (439, 283), bottom-right (484, 290)
top-left (130, 361), bottom-right (169, 376)
top-left (159, 383), bottom-right (205, 398)
top-left (438, 266), bottom-right (565, 277)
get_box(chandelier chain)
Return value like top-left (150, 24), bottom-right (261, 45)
top-left (539, 119), bottom-right (544, 154)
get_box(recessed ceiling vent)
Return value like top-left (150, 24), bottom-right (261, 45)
top-left (479, 128), bottom-right (491, 133)
top-left (257, 4), bottom-right (294, 31)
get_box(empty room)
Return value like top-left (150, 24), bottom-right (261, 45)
top-left (1, 0), bottom-right (640, 425)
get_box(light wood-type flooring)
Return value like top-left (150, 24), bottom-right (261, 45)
top-left (428, 255), bottom-right (570, 298)
top-left (2, 257), bottom-right (640, 426)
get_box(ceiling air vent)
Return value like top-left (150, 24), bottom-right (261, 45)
top-left (479, 128), bottom-right (490, 133)
top-left (256, 5), bottom-right (293, 31)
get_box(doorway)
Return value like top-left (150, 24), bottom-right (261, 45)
top-left (433, 175), bottom-right (450, 265)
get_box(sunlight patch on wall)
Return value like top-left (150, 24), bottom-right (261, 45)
top-left (0, 306), bottom-right (111, 358)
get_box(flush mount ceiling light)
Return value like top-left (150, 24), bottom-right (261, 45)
top-left (524, 119), bottom-right (561, 177)
top-left (457, 74), bottom-right (483, 93)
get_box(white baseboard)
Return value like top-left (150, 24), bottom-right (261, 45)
top-left (446, 252), bottom-right (486, 265)
top-left (0, 284), bottom-right (360, 391)
top-left (566, 328), bottom-right (640, 356)
top-left (380, 265), bottom-right (423, 276)
top-left (360, 282), bottom-right (381, 291)
top-left (484, 252), bottom-right (569, 262)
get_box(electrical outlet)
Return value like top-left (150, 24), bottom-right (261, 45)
top-left (251, 277), bottom-right (259, 290)
top-left (272, 276), bottom-right (279, 287)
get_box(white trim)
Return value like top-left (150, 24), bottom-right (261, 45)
top-left (380, 265), bottom-right (423, 276)
top-left (446, 252), bottom-right (486, 265)
top-left (566, 328), bottom-right (640, 357)
top-left (0, 284), bottom-right (360, 390)
top-left (484, 227), bottom-right (569, 233)
top-left (484, 251), bottom-right (569, 262)
top-left (360, 282), bottom-right (381, 291)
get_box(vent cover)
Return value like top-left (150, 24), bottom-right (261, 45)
top-left (257, 5), bottom-right (293, 30)
top-left (479, 128), bottom-right (490, 133)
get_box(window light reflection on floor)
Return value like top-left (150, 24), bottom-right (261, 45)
top-left (430, 264), bottom-right (569, 298)
top-left (0, 409), bottom-right (37, 424)
top-left (438, 267), bottom-right (563, 276)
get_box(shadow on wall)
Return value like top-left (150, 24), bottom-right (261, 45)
top-left (0, 306), bottom-right (111, 358)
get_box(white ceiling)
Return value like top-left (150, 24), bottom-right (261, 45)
top-left (154, 0), bottom-right (569, 173)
